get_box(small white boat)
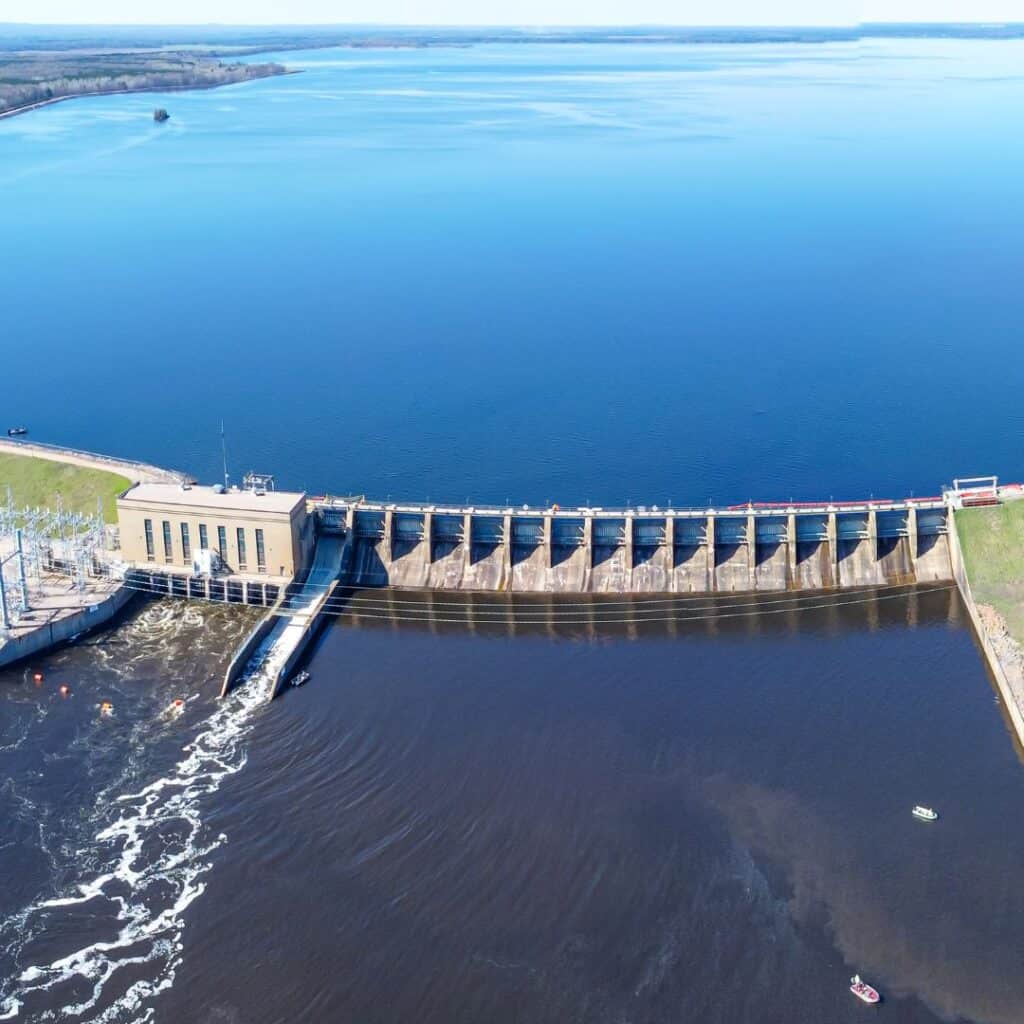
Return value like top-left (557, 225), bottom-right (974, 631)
top-left (912, 805), bottom-right (938, 821)
top-left (850, 975), bottom-right (880, 1004)
top-left (291, 670), bottom-right (310, 688)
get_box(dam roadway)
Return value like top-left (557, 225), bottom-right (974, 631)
top-left (319, 495), bottom-right (954, 594)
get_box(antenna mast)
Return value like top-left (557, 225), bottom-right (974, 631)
top-left (220, 420), bottom-right (230, 489)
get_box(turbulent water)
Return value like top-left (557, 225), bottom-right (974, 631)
top-left (3, 35), bottom-right (1024, 1024)
top-left (0, 604), bottom-right (267, 1022)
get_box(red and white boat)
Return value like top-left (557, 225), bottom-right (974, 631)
top-left (850, 975), bottom-right (880, 1004)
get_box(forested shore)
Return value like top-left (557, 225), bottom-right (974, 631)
top-left (0, 52), bottom-right (287, 118)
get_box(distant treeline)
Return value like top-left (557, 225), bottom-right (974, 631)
top-left (0, 53), bottom-right (286, 117)
top-left (1, 19), bottom-right (1022, 117)
top-left (1, 22), bottom-right (1023, 55)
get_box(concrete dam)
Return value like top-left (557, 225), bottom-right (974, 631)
top-left (7, 442), bottom-right (1008, 716)
top-left (323, 498), bottom-right (954, 594)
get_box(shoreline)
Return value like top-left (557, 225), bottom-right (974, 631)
top-left (947, 513), bottom-right (1024, 755)
top-left (0, 67), bottom-right (299, 123)
top-left (0, 437), bottom-right (185, 485)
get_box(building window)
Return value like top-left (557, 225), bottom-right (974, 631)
top-left (255, 528), bottom-right (266, 573)
top-left (181, 523), bottom-right (191, 564)
top-left (144, 518), bottom-right (155, 560)
top-left (162, 521), bottom-right (173, 563)
top-left (236, 527), bottom-right (247, 570)
top-left (199, 523), bottom-right (209, 550)
top-left (217, 525), bottom-right (227, 561)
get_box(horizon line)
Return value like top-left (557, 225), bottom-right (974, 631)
top-left (2, 20), bottom-right (1024, 29)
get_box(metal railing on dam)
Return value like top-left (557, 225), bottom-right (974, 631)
top-left (313, 495), bottom-right (953, 594)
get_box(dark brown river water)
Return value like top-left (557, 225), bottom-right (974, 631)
top-left (3, 584), bottom-right (1024, 1023)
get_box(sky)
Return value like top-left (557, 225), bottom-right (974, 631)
top-left (2, 0), bottom-right (1021, 25)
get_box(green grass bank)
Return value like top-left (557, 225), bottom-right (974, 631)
top-left (955, 501), bottom-right (1024, 643)
top-left (0, 452), bottom-right (130, 523)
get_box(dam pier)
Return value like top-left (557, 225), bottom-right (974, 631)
top-left (331, 496), bottom-right (954, 594)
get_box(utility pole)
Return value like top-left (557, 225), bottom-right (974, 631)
top-left (15, 529), bottom-right (28, 611)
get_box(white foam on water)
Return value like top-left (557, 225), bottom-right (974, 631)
top-left (0, 636), bottom-right (277, 1023)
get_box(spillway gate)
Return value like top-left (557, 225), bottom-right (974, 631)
top-left (317, 497), bottom-right (953, 594)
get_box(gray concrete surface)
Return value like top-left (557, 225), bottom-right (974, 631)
top-left (324, 499), bottom-right (953, 596)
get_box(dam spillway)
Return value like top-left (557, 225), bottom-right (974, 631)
top-left (321, 498), bottom-right (953, 594)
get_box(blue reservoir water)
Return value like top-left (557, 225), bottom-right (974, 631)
top-left (2, 39), bottom-right (1024, 503)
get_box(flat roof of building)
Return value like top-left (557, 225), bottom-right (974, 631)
top-left (119, 482), bottom-right (306, 515)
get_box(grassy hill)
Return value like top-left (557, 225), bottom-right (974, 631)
top-left (0, 451), bottom-right (130, 522)
top-left (956, 501), bottom-right (1024, 640)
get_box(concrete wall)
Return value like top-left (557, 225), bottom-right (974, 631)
top-left (221, 532), bottom-right (349, 701)
top-left (220, 585), bottom-right (290, 697)
top-left (269, 579), bottom-right (340, 700)
top-left (0, 584), bottom-right (136, 670)
top-left (338, 502), bottom-right (953, 595)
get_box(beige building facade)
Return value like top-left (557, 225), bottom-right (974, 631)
top-left (117, 483), bottom-right (313, 579)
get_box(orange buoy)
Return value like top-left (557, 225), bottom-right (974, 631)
top-left (33, 672), bottom-right (43, 682)
top-left (59, 685), bottom-right (71, 696)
